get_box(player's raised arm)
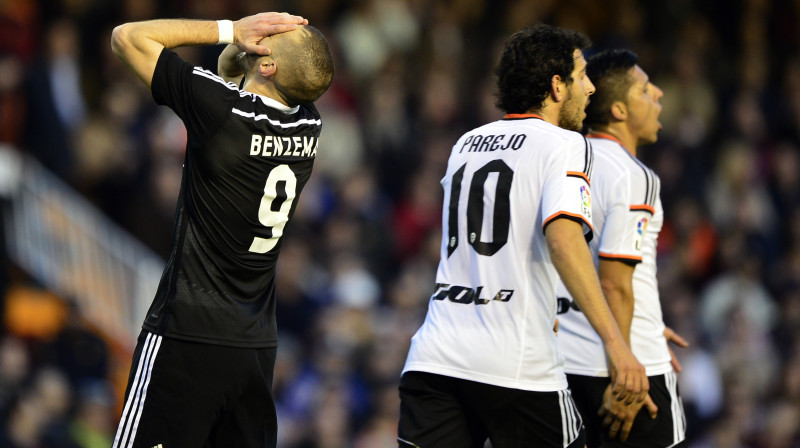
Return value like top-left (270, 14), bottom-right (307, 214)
top-left (111, 12), bottom-right (307, 89)
top-left (545, 218), bottom-right (649, 404)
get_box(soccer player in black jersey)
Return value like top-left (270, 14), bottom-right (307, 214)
top-left (109, 12), bottom-right (333, 448)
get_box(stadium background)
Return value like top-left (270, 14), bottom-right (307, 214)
top-left (0, 0), bottom-right (799, 446)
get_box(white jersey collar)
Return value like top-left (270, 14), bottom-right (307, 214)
top-left (246, 91), bottom-right (300, 114)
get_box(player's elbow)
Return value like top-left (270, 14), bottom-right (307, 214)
top-left (546, 233), bottom-right (569, 260)
top-left (111, 23), bottom-right (144, 62)
top-left (599, 277), bottom-right (632, 304)
top-left (111, 24), bottom-right (132, 59)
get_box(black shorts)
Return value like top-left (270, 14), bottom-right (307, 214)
top-left (566, 372), bottom-right (687, 448)
top-left (398, 371), bottom-right (585, 448)
top-left (113, 331), bottom-right (278, 448)
top-left (566, 374), bottom-right (606, 448)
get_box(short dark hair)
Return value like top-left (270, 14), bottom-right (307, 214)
top-left (280, 25), bottom-right (334, 104)
top-left (495, 24), bottom-right (591, 114)
top-left (242, 25), bottom-right (334, 105)
top-left (584, 49), bottom-right (638, 127)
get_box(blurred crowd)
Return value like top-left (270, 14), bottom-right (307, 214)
top-left (1, 0), bottom-right (800, 446)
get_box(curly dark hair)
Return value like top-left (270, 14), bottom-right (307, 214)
top-left (584, 49), bottom-right (638, 128)
top-left (495, 24), bottom-right (591, 114)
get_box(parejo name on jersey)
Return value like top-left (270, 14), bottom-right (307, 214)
top-left (458, 133), bottom-right (527, 153)
top-left (249, 134), bottom-right (318, 158)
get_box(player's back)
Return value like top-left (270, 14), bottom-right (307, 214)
top-left (403, 115), bottom-right (594, 391)
top-left (557, 135), bottom-right (670, 377)
top-left (144, 51), bottom-right (321, 348)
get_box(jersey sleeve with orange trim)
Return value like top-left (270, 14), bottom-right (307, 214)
top-left (541, 136), bottom-right (594, 241)
top-left (597, 169), bottom-right (649, 264)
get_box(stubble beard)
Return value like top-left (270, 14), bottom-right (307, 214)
top-left (558, 87), bottom-right (584, 132)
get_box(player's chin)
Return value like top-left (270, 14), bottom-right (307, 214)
top-left (642, 133), bottom-right (659, 145)
top-left (566, 120), bottom-right (583, 132)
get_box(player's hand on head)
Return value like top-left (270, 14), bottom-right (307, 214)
top-left (234, 12), bottom-right (308, 56)
top-left (598, 385), bottom-right (658, 441)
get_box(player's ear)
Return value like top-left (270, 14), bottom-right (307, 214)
top-left (257, 56), bottom-right (277, 78)
top-left (550, 74), bottom-right (565, 102)
top-left (610, 101), bottom-right (627, 121)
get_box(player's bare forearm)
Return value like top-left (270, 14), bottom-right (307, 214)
top-left (111, 19), bottom-right (220, 89)
top-left (599, 259), bottom-right (636, 346)
top-left (546, 219), bottom-right (623, 346)
top-left (218, 44), bottom-right (244, 85)
top-left (545, 219), bottom-right (648, 402)
top-left (111, 13), bottom-right (307, 90)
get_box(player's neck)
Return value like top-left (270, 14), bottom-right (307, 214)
top-left (586, 126), bottom-right (637, 157)
top-left (242, 79), bottom-right (291, 107)
top-left (530, 104), bottom-right (560, 128)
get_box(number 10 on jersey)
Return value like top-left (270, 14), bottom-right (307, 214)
top-left (447, 160), bottom-right (513, 257)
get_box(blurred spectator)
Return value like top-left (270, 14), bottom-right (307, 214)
top-left (23, 18), bottom-right (87, 181)
top-left (0, 336), bottom-right (30, 415)
top-left (0, 386), bottom-right (50, 448)
top-left (68, 381), bottom-right (115, 448)
top-left (0, 56), bottom-right (26, 145)
top-left (756, 400), bottom-right (800, 448)
top-left (334, 0), bottom-right (419, 83)
top-left (391, 169), bottom-right (442, 262)
top-left (699, 247), bottom-right (777, 350)
top-left (41, 301), bottom-right (109, 387)
top-left (706, 141), bottom-right (778, 241)
top-left (657, 195), bottom-right (718, 289)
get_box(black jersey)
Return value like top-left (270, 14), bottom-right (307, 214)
top-left (142, 49), bottom-right (320, 348)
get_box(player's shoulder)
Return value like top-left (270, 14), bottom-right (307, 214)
top-left (480, 116), bottom-right (578, 138)
top-left (588, 138), bottom-right (646, 175)
top-left (588, 139), bottom-right (632, 176)
top-left (190, 65), bottom-right (241, 91)
top-left (516, 118), bottom-right (585, 145)
top-left (590, 138), bottom-right (661, 199)
top-left (231, 93), bottom-right (322, 128)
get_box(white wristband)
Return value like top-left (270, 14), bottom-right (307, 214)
top-left (217, 20), bottom-right (234, 45)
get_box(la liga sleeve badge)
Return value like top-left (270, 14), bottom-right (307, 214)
top-left (580, 185), bottom-right (592, 218)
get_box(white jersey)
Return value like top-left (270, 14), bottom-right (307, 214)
top-left (402, 114), bottom-right (594, 391)
top-left (556, 134), bottom-right (671, 377)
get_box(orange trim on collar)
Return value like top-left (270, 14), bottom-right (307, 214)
top-left (503, 114), bottom-right (544, 120)
top-left (586, 132), bottom-right (623, 145)
top-left (586, 132), bottom-right (634, 150)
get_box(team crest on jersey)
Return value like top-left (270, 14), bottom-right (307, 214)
top-left (634, 217), bottom-right (648, 250)
top-left (580, 186), bottom-right (592, 217)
